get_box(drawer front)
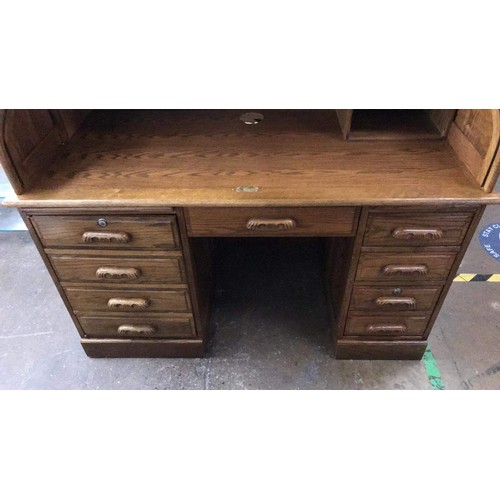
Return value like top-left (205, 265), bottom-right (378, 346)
top-left (364, 212), bottom-right (473, 247)
top-left (355, 252), bottom-right (456, 283)
top-left (64, 287), bottom-right (191, 313)
top-left (350, 286), bottom-right (442, 312)
top-left (78, 315), bottom-right (196, 339)
top-left (345, 315), bottom-right (430, 337)
top-left (186, 207), bottom-right (358, 237)
top-left (50, 255), bottom-right (185, 284)
top-left (31, 214), bottom-right (179, 250)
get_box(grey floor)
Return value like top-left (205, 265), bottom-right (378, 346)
top-left (1, 171), bottom-right (499, 389)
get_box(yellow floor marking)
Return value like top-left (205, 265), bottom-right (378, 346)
top-left (455, 273), bottom-right (475, 281)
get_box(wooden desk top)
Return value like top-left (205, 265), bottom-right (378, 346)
top-left (5, 110), bottom-right (500, 207)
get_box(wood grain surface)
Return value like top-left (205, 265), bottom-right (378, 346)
top-left (78, 314), bottom-right (196, 339)
top-left (345, 314), bottom-right (430, 338)
top-left (30, 214), bottom-right (179, 249)
top-left (448, 109), bottom-right (500, 189)
top-left (350, 285), bottom-right (442, 312)
top-left (347, 109), bottom-right (454, 141)
top-left (363, 212), bottom-right (473, 247)
top-left (355, 251), bottom-right (456, 283)
top-left (4, 110), bottom-right (500, 207)
top-left (49, 254), bottom-right (185, 284)
top-left (1, 109), bottom-right (63, 194)
top-left (64, 286), bottom-right (191, 313)
top-left (186, 206), bottom-right (358, 236)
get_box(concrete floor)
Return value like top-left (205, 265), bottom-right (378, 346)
top-left (1, 199), bottom-right (499, 389)
top-left (428, 202), bottom-right (500, 389)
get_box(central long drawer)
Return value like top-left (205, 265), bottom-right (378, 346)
top-left (185, 207), bottom-right (359, 237)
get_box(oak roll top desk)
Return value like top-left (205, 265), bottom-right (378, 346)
top-left (2, 109), bottom-right (500, 360)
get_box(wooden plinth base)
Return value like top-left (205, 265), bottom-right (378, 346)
top-left (335, 340), bottom-right (427, 360)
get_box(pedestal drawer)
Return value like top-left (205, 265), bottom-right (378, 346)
top-left (363, 212), bottom-right (473, 247)
top-left (345, 315), bottom-right (430, 338)
top-left (31, 214), bottom-right (180, 250)
top-left (355, 251), bottom-right (456, 283)
top-left (78, 314), bottom-right (196, 339)
top-left (50, 254), bottom-right (185, 284)
top-left (350, 286), bottom-right (442, 312)
top-left (64, 287), bottom-right (191, 313)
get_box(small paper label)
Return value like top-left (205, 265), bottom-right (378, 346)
top-left (235, 186), bottom-right (259, 193)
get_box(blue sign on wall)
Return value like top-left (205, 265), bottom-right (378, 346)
top-left (479, 223), bottom-right (500, 263)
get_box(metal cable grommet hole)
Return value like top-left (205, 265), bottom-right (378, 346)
top-left (239, 112), bottom-right (264, 125)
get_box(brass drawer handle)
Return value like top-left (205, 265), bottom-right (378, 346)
top-left (391, 228), bottom-right (443, 240)
top-left (382, 264), bottom-right (428, 276)
top-left (82, 231), bottom-right (131, 244)
top-left (375, 296), bottom-right (417, 308)
top-left (246, 218), bottom-right (297, 231)
top-left (96, 267), bottom-right (141, 280)
top-left (117, 324), bottom-right (156, 335)
top-left (107, 298), bottom-right (150, 309)
top-left (366, 324), bottom-right (408, 335)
